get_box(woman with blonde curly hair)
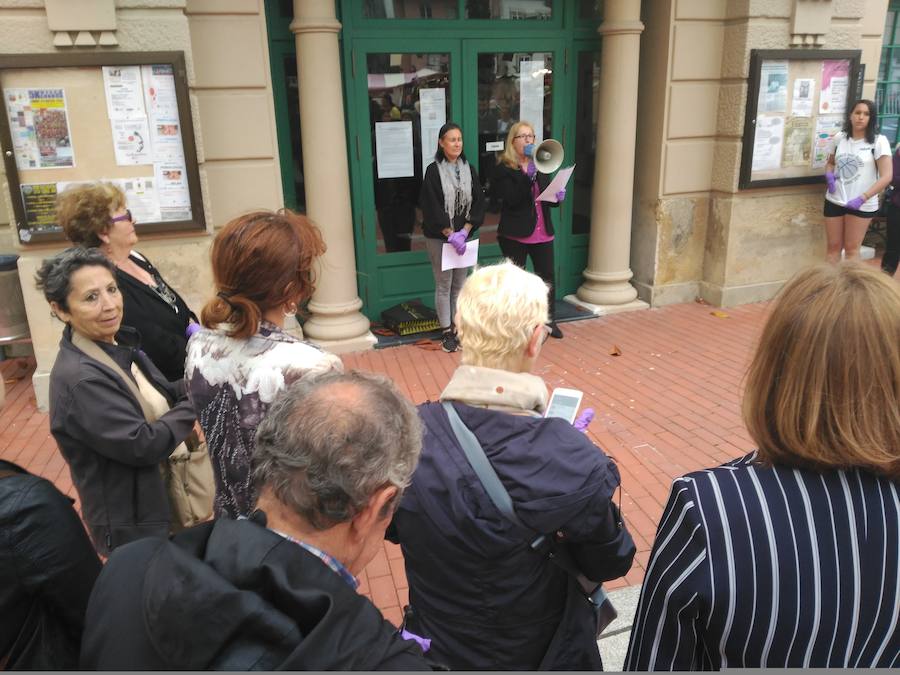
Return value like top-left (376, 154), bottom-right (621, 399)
top-left (626, 261), bottom-right (900, 669)
top-left (57, 182), bottom-right (196, 381)
top-left (185, 210), bottom-right (342, 519)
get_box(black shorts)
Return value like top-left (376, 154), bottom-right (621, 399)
top-left (823, 199), bottom-right (875, 219)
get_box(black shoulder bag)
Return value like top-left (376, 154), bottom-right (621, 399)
top-left (441, 401), bottom-right (618, 637)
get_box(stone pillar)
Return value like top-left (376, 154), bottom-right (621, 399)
top-left (572, 0), bottom-right (648, 312)
top-left (291, 0), bottom-right (376, 352)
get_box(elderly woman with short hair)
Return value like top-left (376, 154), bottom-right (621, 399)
top-left (388, 261), bottom-right (635, 670)
top-left (625, 262), bottom-right (900, 669)
top-left (58, 182), bottom-right (196, 382)
top-left (37, 247), bottom-right (196, 556)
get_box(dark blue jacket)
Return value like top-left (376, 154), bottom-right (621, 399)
top-left (388, 401), bottom-right (635, 670)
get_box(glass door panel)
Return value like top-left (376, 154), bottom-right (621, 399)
top-left (471, 47), bottom-right (556, 247)
top-left (572, 47), bottom-right (600, 235)
top-left (365, 52), bottom-right (451, 255)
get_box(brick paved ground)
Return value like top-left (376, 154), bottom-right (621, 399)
top-left (0, 299), bottom-right (768, 626)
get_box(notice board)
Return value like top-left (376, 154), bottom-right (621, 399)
top-left (739, 49), bottom-right (862, 189)
top-left (0, 52), bottom-right (204, 244)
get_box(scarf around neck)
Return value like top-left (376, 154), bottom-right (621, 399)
top-left (436, 158), bottom-right (473, 228)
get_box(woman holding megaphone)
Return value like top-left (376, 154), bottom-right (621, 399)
top-left (494, 121), bottom-right (565, 339)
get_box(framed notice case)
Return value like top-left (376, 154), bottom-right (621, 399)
top-left (0, 51), bottom-right (204, 244)
top-left (739, 49), bottom-right (862, 189)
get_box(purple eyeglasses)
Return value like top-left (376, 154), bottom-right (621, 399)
top-left (111, 209), bottom-right (133, 224)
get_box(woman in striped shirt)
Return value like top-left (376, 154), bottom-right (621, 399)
top-left (626, 262), bottom-right (900, 670)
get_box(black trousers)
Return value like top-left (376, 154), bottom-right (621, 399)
top-left (498, 236), bottom-right (556, 320)
top-left (884, 204), bottom-right (900, 275)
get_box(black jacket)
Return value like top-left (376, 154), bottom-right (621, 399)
top-left (48, 325), bottom-right (195, 555)
top-left (388, 402), bottom-right (636, 670)
top-left (493, 162), bottom-right (559, 239)
top-left (81, 516), bottom-right (431, 671)
top-left (419, 159), bottom-right (485, 240)
top-left (0, 460), bottom-right (101, 670)
top-left (118, 252), bottom-right (195, 382)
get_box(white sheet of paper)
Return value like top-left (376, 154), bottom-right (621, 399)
top-left (441, 239), bottom-right (479, 271)
top-left (419, 88), bottom-right (446, 172)
top-left (375, 121), bottom-right (414, 178)
top-left (520, 60), bottom-right (545, 142)
top-left (537, 164), bottom-right (575, 202)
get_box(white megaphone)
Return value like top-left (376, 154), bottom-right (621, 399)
top-left (531, 138), bottom-right (564, 174)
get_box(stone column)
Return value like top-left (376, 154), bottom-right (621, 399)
top-left (291, 0), bottom-right (376, 352)
top-left (572, 0), bottom-right (648, 312)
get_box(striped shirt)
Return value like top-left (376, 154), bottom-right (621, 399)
top-left (625, 451), bottom-right (900, 669)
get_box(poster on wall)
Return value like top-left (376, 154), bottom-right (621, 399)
top-left (154, 163), bottom-right (192, 221)
top-left (121, 176), bottom-right (162, 223)
top-left (19, 183), bottom-right (58, 231)
top-left (758, 61), bottom-right (789, 113)
top-left (819, 60), bottom-right (850, 115)
top-left (419, 87), bottom-right (446, 172)
top-left (791, 78), bottom-right (815, 117)
top-left (111, 118), bottom-right (152, 165)
top-left (375, 121), bottom-right (414, 178)
top-left (811, 115), bottom-right (844, 168)
top-left (751, 114), bottom-right (785, 171)
top-left (4, 88), bottom-right (39, 169)
top-left (782, 117), bottom-right (813, 166)
top-left (519, 60), bottom-right (545, 142)
top-left (141, 65), bottom-right (179, 122)
top-left (4, 88), bottom-right (75, 169)
top-left (102, 66), bottom-right (146, 119)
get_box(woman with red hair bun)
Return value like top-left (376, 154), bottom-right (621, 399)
top-left (186, 210), bottom-right (342, 519)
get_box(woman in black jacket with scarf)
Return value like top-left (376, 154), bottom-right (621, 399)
top-left (419, 122), bottom-right (485, 353)
top-left (494, 120), bottom-right (566, 338)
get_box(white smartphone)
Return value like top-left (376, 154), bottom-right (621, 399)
top-left (545, 387), bottom-right (583, 424)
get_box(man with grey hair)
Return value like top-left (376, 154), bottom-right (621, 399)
top-left (81, 371), bottom-right (430, 671)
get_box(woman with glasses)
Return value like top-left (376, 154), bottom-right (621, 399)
top-left (420, 121), bottom-right (485, 353)
top-left (494, 120), bottom-right (566, 339)
top-left (58, 183), bottom-right (197, 381)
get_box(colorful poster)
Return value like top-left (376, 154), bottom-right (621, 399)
top-left (102, 66), bottom-right (146, 119)
top-left (782, 117), bottom-right (813, 167)
top-left (154, 163), bottom-right (192, 221)
top-left (150, 120), bottom-right (185, 163)
top-left (4, 89), bottom-right (39, 170)
top-left (375, 121), bottom-right (414, 178)
top-left (111, 118), bottom-right (152, 165)
top-left (812, 115), bottom-right (844, 169)
top-left (29, 88), bottom-right (75, 168)
top-left (752, 115), bottom-right (785, 171)
top-left (819, 60), bottom-right (850, 115)
top-left (19, 182), bottom-right (59, 231)
top-left (419, 87), bottom-right (446, 172)
top-left (791, 78), bottom-right (815, 117)
top-left (758, 60), bottom-right (788, 113)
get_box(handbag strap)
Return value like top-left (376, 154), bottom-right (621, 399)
top-left (70, 330), bottom-right (155, 423)
top-left (441, 401), bottom-right (597, 593)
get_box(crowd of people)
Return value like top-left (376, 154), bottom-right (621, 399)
top-left (1, 103), bottom-right (899, 670)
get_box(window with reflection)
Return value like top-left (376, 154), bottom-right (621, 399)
top-left (476, 51), bottom-right (554, 243)
top-left (573, 49), bottom-right (600, 235)
top-left (578, 0), bottom-right (603, 20)
top-left (876, 5), bottom-right (900, 144)
top-left (367, 53), bottom-right (450, 254)
top-left (363, 0), bottom-right (458, 18)
top-left (466, 0), bottom-right (552, 19)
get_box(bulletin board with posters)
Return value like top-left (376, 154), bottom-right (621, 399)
top-left (0, 52), bottom-right (204, 244)
top-left (739, 49), bottom-right (862, 189)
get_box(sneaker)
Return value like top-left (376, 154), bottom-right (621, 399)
top-left (548, 321), bottom-right (563, 339)
top-left (440, 330), bottom-right (459, 353)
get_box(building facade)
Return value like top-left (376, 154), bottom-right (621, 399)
top-left (0, 0), bottom-right (890, 407)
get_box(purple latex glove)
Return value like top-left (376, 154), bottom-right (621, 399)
top-left (526, 160), bottom-right (537, 180)
top-left (447, 230), bottom-right (467, 254)
top-left (573, 408), bottom-right (595, 433)
top-left (846, 195), bottom-right (866, 210)
top-left (400, 629), bottom-right (432, 653)
top-left (185, 321), bottom-right (201, 339)
top-left (555, 189), bottom-right (566, 203)
top-left (825, 171), bottom-right (836, 193)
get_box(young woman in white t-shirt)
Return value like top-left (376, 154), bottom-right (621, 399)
top-left (823, 99), bottom-right (893, 262)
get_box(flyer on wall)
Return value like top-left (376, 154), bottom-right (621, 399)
top-left (791, 78), bottom-right (815, 117)
top-left (102, 66), bottom-right (146, 120)
top-left (111, 118), bottom-right (153, 165)
top-left (141, 64), bottom-right (179, 122)
top-left (150, 121), bottom-right (185, 163)
top-left (120, 176), bottom-right (162, 223)
top-left (751, 114), bottom-right (785, 171)
top-left (29, 88), bottom-right (75, 168)
top-left (154, 162), bottom-right (192, 221)
top-left (19, 183), bottom-right (59, 231)
top-left (782, 117), bottom-right (813, 167)
top-left (811, 115), bottom-right (844, 168)
top-left (375, 121), bottom-right (414, 178)
top-left (519, 60), bottom-right (545, 142)
top-left (419, 87), bottom-right (446, 172)
top-left (819, 60), bottom-right (849, 115)
top-left (758, 60), bottom-right (788, 113)
top-left (4, 89), bottom-right (39, 170)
